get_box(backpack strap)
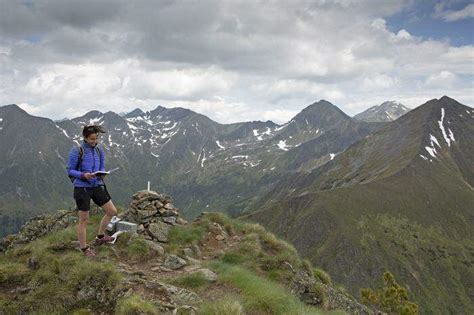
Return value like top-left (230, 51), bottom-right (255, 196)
top-left (76, 145), bottom-right (84, 172)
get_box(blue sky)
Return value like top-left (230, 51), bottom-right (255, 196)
top-left (0, 0), bottom-right (472, 123)
top-left (387, 0), bottom-right (473, 46)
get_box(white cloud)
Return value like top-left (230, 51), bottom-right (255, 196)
top-left (0, 0), bottom-right (472, 123)
top-left (425, 70), bottom-right (458, 88)
top-left (434, 3), bottom-right (474, 22)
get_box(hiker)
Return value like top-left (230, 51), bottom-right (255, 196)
top-left (67, 125), bottom-right (118, 256)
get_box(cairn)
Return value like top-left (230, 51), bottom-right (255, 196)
top-left (119, 190), bottom-right (188, 242)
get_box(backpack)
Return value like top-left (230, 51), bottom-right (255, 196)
top-left (67, 144), bottom-right (102, 183)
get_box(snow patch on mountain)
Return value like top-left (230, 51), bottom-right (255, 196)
top-left (216, 140), bottom-right (225, 149)
top-left (277, 140), bottom-right (289, 151)
top-left (438, 108), bottom-right (455, 147)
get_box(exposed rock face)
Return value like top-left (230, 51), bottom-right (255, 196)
top-left (0, 210), bottom-right (76, 251)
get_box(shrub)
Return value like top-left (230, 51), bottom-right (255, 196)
top-left (360, 271), bottom-right (418, 314)
top-left (312, 283), bottom-right (329, 310)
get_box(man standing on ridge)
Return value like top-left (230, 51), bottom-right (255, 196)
top-left (67, 125), bottom-right (118, 257)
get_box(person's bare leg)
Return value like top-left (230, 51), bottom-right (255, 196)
top-left (98, 200), bottom-right (118, 235)
top-left (77, 210), bottom-right (89, 248)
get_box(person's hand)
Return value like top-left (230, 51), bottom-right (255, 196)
top-left (83, 172), bottom-right (96, 180)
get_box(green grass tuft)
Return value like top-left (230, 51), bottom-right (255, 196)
top-left (115, 294), bottom-right (158, 315)
top-left (168, 224), bottom-right (206, 247)
top-left (171, 271), bottom-right (209, 289)
top-left (198, 295), bottom-right (244, 315)
top-left (313, 267), bottom-right (332, 285)
top-left (208, 261), bottom-right (323, 315)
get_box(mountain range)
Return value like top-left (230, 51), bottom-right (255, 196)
top-left (0, 96), bottom-right (472, 313)
top-left (0, 99), bottom-right (384, 235)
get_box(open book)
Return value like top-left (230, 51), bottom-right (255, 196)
top-left (92, 167), bottom-right (120, 176)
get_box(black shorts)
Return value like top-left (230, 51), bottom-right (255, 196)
top-left (73, 185), bottom-right (111, 211)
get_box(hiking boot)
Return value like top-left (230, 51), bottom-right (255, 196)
top-left (93, 234), bottom-right (115, 246)
top-left (82, 246), bottom-right (96, 257)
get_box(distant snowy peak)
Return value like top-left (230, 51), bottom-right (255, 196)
top-left (354, 101), bottom-right (410, 122)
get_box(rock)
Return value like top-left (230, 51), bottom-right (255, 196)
top-left (164, 203), bottom-right (175, 210)
top-left (196, 268), bottom-right (218, 282)
top-left (209, 223), bottom-right (228, 237)
top-left (139, 209), bottom-right (157, 218)
top-left (27, 257), bottom-right (40, 270)
top-left (183, 247), bottom-right (194, 257)
top-left (162, 216), bottom-right (177, 225)
top-left (215, 235), bottom-right (225, 241)
top-left (191, 244), bottom-right (201, 257)
top-left (185, 257), bottom-right (202, 266)
top-left (144, 240), bottom-right (165, 256)
top-left (160, 209), bottom-right (177, 217)
top-left (153, 200), bottom-right (164, 208)
top-left (12, 287), bottom-right (32, 294)
top-left (163, 254), bottom-right (187, 270)
top-left (176, 217), bottom-right (188, 225)
top-left (147, 221), bottom-right (171, 242)
top-left (161, 282), bottom-right (201, 305)
top-left (4, 210), bottom-right (75, 249)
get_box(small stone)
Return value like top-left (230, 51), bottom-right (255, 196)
top-left (183, 247), bottom-right (194, 257)
top-left (153, 200), bottom-right (164, 208)
top-left (27, 257), bottom-right (39, 270)
top-left (176, 217), bottom-right (188, 225)
top-left (196, 268), bottom-right (218, 282)
top-left (160, 209), bottom-right (176, 217)
top-left (164, 203), bottom-right (175, 210)
top-left (163, 254), bottom-right (187, 270)
top-left (191, 244), bottom-right (201, 257)
top-left (215, 235), bottom-right (225, 241)
top-left (162, 216), bottom-right (177, 225)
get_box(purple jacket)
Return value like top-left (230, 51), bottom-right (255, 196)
top-left (67, 141), bottom-right (105, 187)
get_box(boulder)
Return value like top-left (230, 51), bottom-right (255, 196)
top-left (147, 221), bottom-right (170, 242)
top-left (163, 254), bottom-right (187, 270)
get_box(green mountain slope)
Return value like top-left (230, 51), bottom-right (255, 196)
top-left (241, 97), bottom-right (474, 314)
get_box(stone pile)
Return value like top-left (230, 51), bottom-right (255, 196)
top-left (119, 190), bottom-right (188, 243)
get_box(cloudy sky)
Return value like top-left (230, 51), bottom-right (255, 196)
top-left (0, 0), bottom-right (473, 124)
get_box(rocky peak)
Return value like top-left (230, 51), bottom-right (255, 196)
top-left (124, 108), bottom-right (145, 118)
top-left (354, 100), bottom-right (410, 122)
